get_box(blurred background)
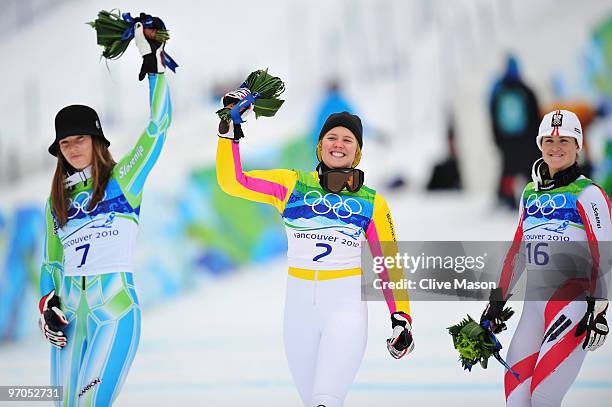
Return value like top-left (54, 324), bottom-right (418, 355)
top-left (1, 0), bottom-right (612, 405)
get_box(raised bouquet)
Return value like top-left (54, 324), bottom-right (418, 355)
top-left (87, 9), bottom-right (178, 71)
top-left (216, 69), bottom-right (286, 123)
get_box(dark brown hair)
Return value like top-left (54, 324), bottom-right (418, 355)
top-left (50, 137), bottom-right (116, 228)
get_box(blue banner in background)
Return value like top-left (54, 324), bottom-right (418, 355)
top-left (0, 207), bottom-right (42, 343)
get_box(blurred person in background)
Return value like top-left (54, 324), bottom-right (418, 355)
top-left (216, 92), bottom-right (414, 406)
top-left (38, 18), bottom-right (172, 406)
top-left (426, 112), bottom-right (463, 191)
top-left (481, 109), bottom-right (611, 406)
top-left (592, 99), bottom-right (612, 197)
top-left (489, 54), bottom-right (541, 210)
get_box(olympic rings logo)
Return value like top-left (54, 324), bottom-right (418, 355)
top-left (67, 191), bottom-right (106, 219)
top-left (525, 193), bottom-right (567, 216)
top-left (303, 190), bottom-right (363, 219)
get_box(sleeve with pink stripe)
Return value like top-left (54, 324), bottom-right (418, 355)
top-left (216, 138), bottom-right (298, 214)
top-left (576, 184), bottom-right (612, 298)
top-left (365, 193), bottom-right (410, 315)
top-left (498, 189), bottom-right (527, 300)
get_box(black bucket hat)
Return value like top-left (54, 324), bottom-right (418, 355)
top-left (49, 104), bottom-right (110, 156)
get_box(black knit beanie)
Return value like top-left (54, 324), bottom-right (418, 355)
top-left (318, 112), bottom-right (363, 148)
top-left (49, 105), bottom-right (110, 156)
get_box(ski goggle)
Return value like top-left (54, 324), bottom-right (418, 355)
top-left (319, 168), bottom-right (364, 193)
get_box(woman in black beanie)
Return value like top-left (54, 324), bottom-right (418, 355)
top-left (217, 94), bottom-right (415, 406)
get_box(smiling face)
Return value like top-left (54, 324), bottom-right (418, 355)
top-left (540, 136), bottom-right (578, 176)
top-left (320, 126), bottom-right (359, 169)
top-left (59, 135), bottom-right (93, 170)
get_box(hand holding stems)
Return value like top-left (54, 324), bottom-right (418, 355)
top-left (481, 287), bottom-right (513, 334)
top-left (217, 88), bottom-right (256, 141)
top-left (134, 13), bottom-right (166, 81)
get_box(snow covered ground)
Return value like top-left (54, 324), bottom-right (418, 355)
top-left (1, 192), bottom-right (610, 406)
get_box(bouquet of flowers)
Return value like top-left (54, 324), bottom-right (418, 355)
top-left (87, 10), bottom-right (177, 71)
top-left (448, 308), bottom-right (518, 379)
top-left (216, 69), bottom-right (286, 122)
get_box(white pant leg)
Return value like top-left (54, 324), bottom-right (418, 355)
top-left (311, 301), bottom-right (368, 407)
top-left (531, 301), bottom-right (587, 407)
top-left (284, 275), bottom-right (368, 407)
top-left (506, 301), bottom-right (545, 407)
top-left (284, 276), bottom-right (320, 406)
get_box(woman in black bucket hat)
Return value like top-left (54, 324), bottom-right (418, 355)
top-left (38, 16), bottom-right (172, 406)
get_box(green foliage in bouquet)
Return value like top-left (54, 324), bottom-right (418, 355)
top-left (448, 308), bottom-right (514, 370)
top-left (87, 10), bottom-right (170, 60)
top-left (217, 69), bottom-right (286, 122)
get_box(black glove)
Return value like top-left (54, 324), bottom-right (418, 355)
top-left (575, 297), bottom-right (608, 351)
top-left (481, 287), bottom-right (509, 334)
top-left (386, 312), bottom-right (414, 359)
top-left (134, 13), bottom-right (165, 81)
top-left (38, 290), bottom-right (68, 348)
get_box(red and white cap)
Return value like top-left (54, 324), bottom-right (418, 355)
top-left (536, 109), bottom-right (583, 151)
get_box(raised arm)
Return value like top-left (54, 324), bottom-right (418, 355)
top-left (114, 73), bottom-right (171, 207)
top-left (216, 137), bottom-right (298, 214)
